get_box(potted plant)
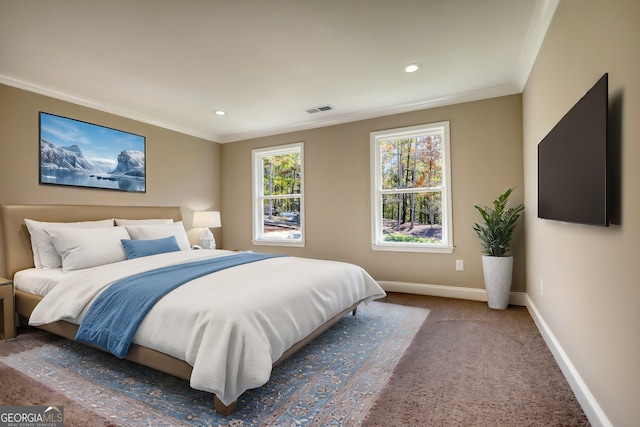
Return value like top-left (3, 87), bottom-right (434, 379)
top-left (473, 187), bottom-right (524, 309)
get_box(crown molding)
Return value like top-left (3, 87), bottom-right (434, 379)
top-left (513, 0), bottom-right (560, 90)
top-left (0, 75), bottom-right (222, 142)
top-left (218, 83), bottom-right (520, 143)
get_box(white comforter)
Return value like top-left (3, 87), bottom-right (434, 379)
top-left (28, 250), bottom-right (386, 405)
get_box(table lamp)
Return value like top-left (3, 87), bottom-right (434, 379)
top-left (193, 211), bottom-right (221, 249)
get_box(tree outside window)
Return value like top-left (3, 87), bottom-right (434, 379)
top-left (252, 143), bottom-right (304, 246)
top-left (371, 122), bottom-right (453, 253)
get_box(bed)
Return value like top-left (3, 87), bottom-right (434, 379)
top-left (0, 204), bottom-right (386, 415)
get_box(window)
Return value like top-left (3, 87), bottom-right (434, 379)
top-left (370, 122), bottom-right (453, 253)
top-left (252, 142), bottom-right (304, 247)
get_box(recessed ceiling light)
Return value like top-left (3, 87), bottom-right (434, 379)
top-left (404, 63), bottom-right (422, 73)
top-left (214, 110), bottom-right (226, 116)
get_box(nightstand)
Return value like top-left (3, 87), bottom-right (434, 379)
top-left (0, 278), bottom-right (15, 340)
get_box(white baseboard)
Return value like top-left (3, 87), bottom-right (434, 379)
top-left (525, 295), bottom-right (611, 427)
top-left (378, 281), bottom-right (527, 306)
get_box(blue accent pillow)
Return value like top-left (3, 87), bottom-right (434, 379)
top-left (121, 236), bottom-right (181, 260)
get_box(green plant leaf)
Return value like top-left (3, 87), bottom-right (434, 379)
top-left (473, 187), bottom-right (524, 256)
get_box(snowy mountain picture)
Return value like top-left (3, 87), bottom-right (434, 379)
top-left (39, 112), bottom-right (146, 192)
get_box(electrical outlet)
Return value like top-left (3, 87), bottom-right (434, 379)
top-left (455, 260), bottom-right (464, 271)
top-left (540, 278), bottom-right (544, 296)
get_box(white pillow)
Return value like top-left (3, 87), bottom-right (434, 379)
top-left (25, 218), bottom-right (114, 269)
top-left (46, 226), bottom-right (130, 272)
top-left (114, 218), bottom-right (174, 226)
top-left (125, 221), bottom-right (191, 251)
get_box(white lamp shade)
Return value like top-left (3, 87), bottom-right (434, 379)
top-left (193, 211), bottom-right (221, 228)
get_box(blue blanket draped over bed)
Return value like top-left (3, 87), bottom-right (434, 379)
top-left (75, 252), bottom-right (284, 358)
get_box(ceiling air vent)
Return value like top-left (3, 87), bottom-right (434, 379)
top-left (305, 105), bottom-right (334, 114)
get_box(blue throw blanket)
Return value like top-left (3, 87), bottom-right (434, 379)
top-left (75, 252), bottom-right (285, 358)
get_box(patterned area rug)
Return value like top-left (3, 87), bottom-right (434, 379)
top-left (1, 302), bottom-right (428, 426)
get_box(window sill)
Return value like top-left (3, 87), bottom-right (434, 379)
top-left (370, 244), bottom-right (455, 254)
top-left (252, 240), bottom-right (305, 248)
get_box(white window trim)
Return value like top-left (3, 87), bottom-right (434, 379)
top-left (251, 142), bottom-right (305, 247)
top-left (370, 122), bottom-right (454, 253)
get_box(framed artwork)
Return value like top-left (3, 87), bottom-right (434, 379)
top-left (39, 112), bottom-right (146, 193)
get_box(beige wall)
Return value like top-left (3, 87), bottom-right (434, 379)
top-left (523, 0), bottom-right (640, 425)
top-left (0, 84), bottom-right (222, 278)
top-left (222, 94), bottom-right (525, 291)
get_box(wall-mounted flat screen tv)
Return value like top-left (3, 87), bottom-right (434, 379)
top-left (538, 73), bottom-right (608, 226)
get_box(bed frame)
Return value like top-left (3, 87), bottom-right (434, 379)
top-left (0, 204), bottom-right (359, 416)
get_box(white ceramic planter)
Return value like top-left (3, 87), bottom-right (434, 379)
top-left (482, 255), bottom-right (513, 309)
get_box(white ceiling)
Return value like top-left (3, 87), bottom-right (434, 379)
top-left (0, 0), bottom-right (557, 143)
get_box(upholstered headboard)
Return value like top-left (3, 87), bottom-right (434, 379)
top-left (0, 204), bottom-right (183, 279)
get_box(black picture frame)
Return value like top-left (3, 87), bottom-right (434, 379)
top-left (39, 112), bottom-right (146, 193)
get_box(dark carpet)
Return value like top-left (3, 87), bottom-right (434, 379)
top-left (364, 293), bottom-right (590, 426)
